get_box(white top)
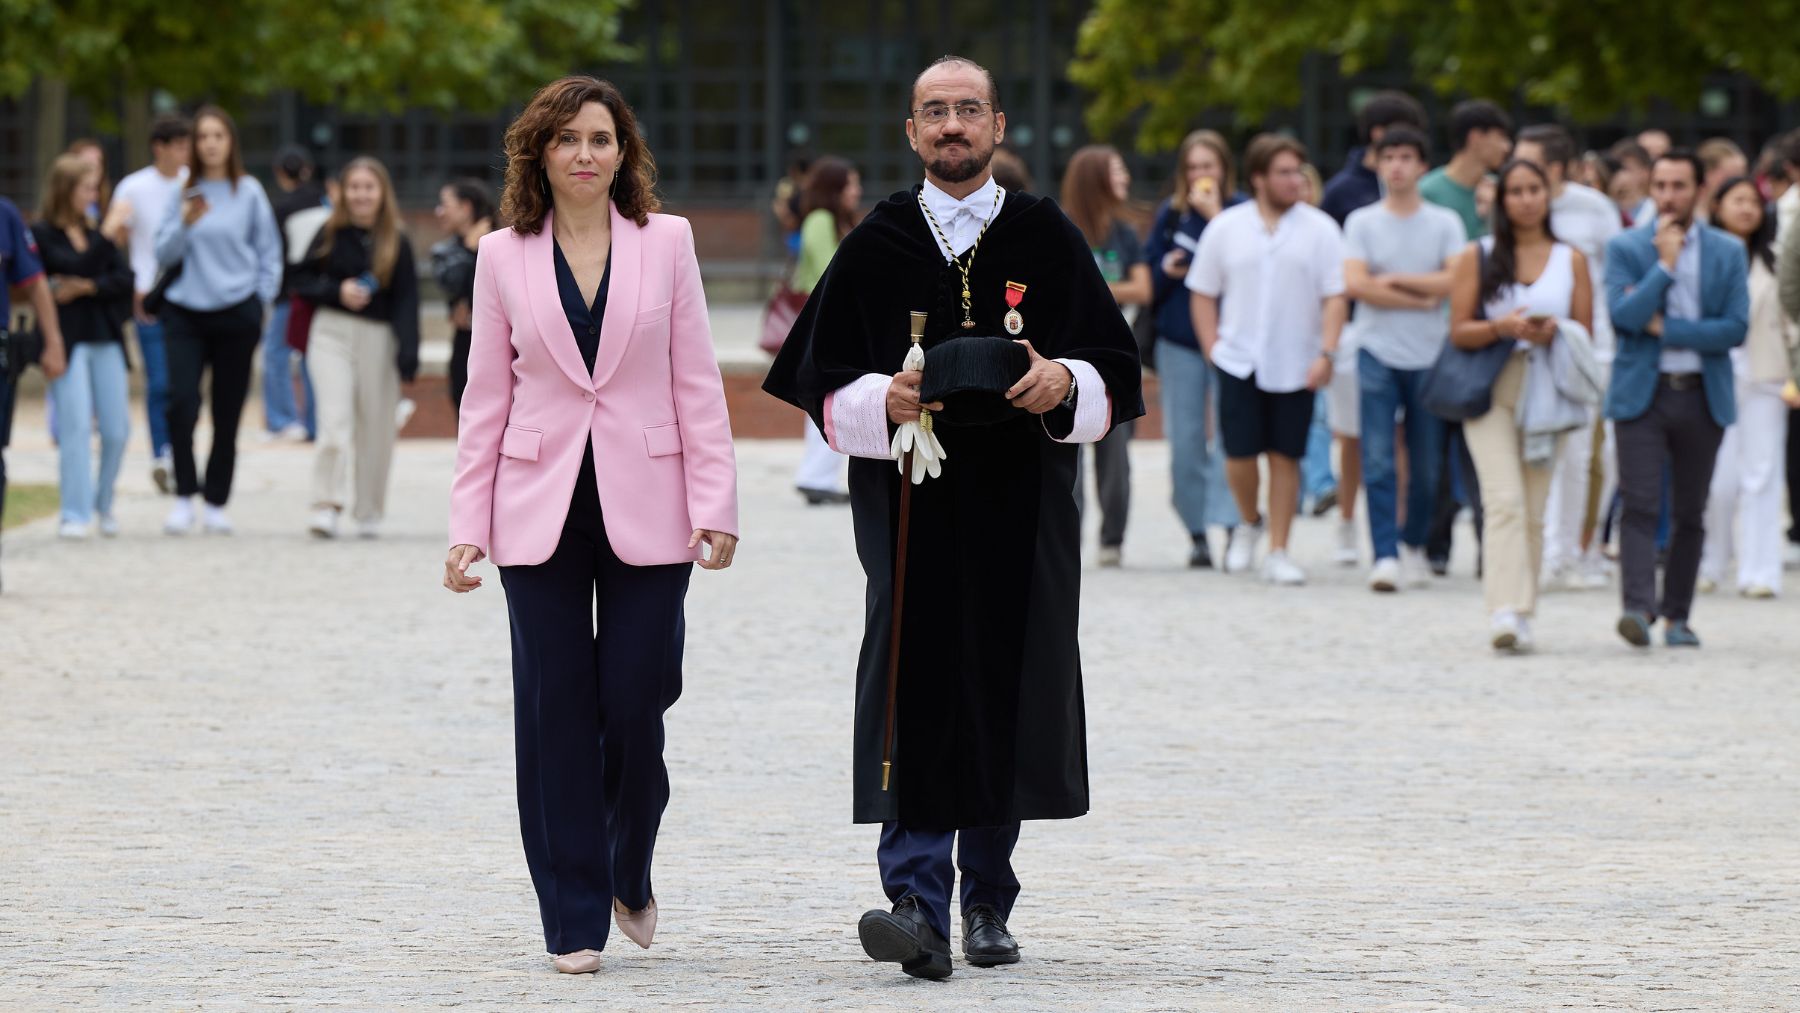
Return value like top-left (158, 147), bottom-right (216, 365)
top-left (112, 164), bottom-right (188, 292)
top-left (1658, 220), bottom-right (1705, 374)
top-left (1481, 238), bottom-right (1576, 325)
top-left (920, 176), bottom-right (1005, 260)
top-left (1551, 182), bottom-right (1621, 357)
top-left (1776, 186), bottom-right (1800, 249)
top-left (1187, 200), bottom-right (1346, 392)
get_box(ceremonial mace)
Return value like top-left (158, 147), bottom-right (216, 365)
top-left (881, 310), bottom-right (929, 792)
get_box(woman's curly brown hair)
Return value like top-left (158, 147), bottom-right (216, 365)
top-left (500, 76), bottom-right (660, 234)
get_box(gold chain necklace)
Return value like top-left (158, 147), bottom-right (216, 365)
top-left (917, 185), bottom-right (1001, 329)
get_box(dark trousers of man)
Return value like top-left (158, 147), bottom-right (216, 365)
top-left (163, 299), bottom-right (261, 505)
top-left (1427, 423), bottom-right (1484, 570)
top-left (1075, 420), bottom-right (1134, 548)
top-left (498, 446), bottom-right (691, 954)
top-left (879, 822), bottom-right (1022, 942)
top-left (1616, 380), bottom-right (1725, 622)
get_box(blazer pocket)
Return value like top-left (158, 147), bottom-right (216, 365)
top-left (634, 301), bottom-right (673, 327)
top-left (500, 425), bottom-right (542, 461)
top-left (643, 422), bottom-right (683, 457)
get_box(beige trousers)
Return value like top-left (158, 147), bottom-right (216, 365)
top-left (309, 307), bottom-right (400, 522)
top-left (1464, 354), bottom-right (1563, 617)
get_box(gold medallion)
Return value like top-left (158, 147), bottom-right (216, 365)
top-left (1004, 309), bottom-right (1023, 335)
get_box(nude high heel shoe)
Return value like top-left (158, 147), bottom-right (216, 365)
top-left (614, 897), bottom-right (657, 949)
top-left (552, 949), bottom-right (601, 974)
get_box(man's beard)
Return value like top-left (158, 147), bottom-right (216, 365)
top-left (926, 141), bottom-right (992, 184)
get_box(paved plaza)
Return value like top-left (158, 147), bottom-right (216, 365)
top-left (3, 394), bottom-right (1799, 1009)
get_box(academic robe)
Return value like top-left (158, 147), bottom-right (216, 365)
top-left (762, 185), bottom-right (1143, 829)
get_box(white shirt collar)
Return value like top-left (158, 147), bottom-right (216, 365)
top-left (920, 175), bottom-right (1004, 260)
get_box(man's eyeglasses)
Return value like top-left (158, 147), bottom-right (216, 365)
top-left (912, 101), bottom-right (993, 125)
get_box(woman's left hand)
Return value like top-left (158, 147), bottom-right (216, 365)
top-left (1522, 318), bottom-right (1557, 346)
top-left (690, 529), bottom-right (738, 570)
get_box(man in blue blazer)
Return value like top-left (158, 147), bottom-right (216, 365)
top-left (1604, 149), bottom-right (1748, 649)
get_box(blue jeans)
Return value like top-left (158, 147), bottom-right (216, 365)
top-left (136, 318), bottom-right (172, 458)
top-left (1302, 391), bottom-right (1336, 501)
top-left (261, 300), bottom-right (302, 432)
top-left (1157, 339), bottom-right (1238, 534)
top-left (50, 342), bottom-right (131, 524)
top-left (1358, 348), bottom-right (1445, 561)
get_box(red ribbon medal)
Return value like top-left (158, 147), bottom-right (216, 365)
top-left (1003, 281), bottom-right (1027, 335)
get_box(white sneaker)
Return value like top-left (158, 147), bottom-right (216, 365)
top-left (308, 508), bottom-right (340, 539)
top-left (1742, 584), bottom-right (1777, 600)
top-left (1490, 608), bottom-right (1523, 652)
top-left (1786, 542), bottom-right (1800, 571)
top-left (1097, 545), bottom-right (1121, 568)
top-left (1369, 557), bottom-right (1401, 592)
top-left (278, 422), bottom-right (310, 442)
top-left (1225, 519), bottom-right (1264, 574)
top-left (1696, 577), bottom-right (1718, 594)
top-left (1262, 550), bottom-right (1306, 586)
top-left (1578, 552), bottom-right (1613, 589)
top-left (202, 505), bottom-right (234, 535)
top-left (1399, 545), bottom-right (1433, 588)
top-left (98, 514), bottom-right (120, 538)
top-left (395, 397), bottom-right (417, 433)
top-left (1514, 616), bottom-right (1536, 653)
top-left (151, 456), bottom-right (173, 494)
top-left (57, 519), bottom-right (91, 540)
top-left (1539, 562), bottom-right (1577, 593)
top-left (163, 497), bottom-right (195, 535)
top-left (1333, 519), bottom-right (1359, 567)
top-left (356, 518), bottom-right (382, 539)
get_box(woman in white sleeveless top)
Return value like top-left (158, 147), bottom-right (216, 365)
top-left (1447, 160), bottom-right (1593, 651)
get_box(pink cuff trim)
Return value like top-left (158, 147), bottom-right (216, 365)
top-left (1048, 358), bottom-right (1108, 444)
top-left (827, 373), bottom-right (896, 459)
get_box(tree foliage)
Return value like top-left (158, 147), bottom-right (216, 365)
top-left (1069, 0), bottom-right (1800, 153)
top-left (0, 0), bottom-right (635, 116)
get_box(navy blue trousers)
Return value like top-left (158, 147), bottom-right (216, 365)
top-left (878, 821), bottom-right (1022, 940)
top-left (499, 446), bottom-right (692, 954)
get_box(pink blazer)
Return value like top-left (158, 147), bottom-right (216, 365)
top-left (449, 204), bottom-right (738, 567)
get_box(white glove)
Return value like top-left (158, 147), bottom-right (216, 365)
top-left (889, 343), bottom-right (946, 484)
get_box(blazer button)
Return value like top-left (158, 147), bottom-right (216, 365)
top-left (588, 324), bottom-right (598, 335)
top-left (584, 391), bottom-right (595, 402)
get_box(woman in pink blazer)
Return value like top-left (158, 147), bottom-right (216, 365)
top-left (442, 76), bottom-right (738, 975)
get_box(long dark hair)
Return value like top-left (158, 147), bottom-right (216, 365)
top-left (446, 177), bottom-right (497, 226)
top-left (799, 156), bottom-right (857, 237)
top-left (1481, 158), bottom-right (1558, 305)
top-left (1061, 144), bottom-right (1127, 247)
top-left (1713, 175), bottom-right (1776, 272)
top-left (187, 106), bottom-right (248, 191)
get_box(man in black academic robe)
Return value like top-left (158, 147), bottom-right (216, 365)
top-left (762, 55), bottom-right (1142, 980)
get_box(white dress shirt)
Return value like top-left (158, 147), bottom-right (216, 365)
top-left (1551, 182), bottom-right (1622, 357)
top-left (1658, 220), bottom-right (1705, 374)
top-left (1186, 200), bottom-right (1346, 392)
top-left (920, 176), bottom-right (1004, 260)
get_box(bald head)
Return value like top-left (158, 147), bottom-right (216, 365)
top-left (910, 56), bottom-right (999, 113)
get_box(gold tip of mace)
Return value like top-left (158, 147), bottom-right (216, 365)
top-left (881, 761), bottom-right (892, 792)
top-left (909, 310), bottom-right (927, 344)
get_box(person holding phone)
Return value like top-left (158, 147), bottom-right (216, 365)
top-left (1447, 159), bottom-right (1594, 652)
top-left (1143, 129), bottom-right (1242, 568)
top-left (289, 156), bottom-right (419, 539)
top-left (152, 105), bottom-right (282, 535)
top-left (442, 76), bottom-right (738, 975)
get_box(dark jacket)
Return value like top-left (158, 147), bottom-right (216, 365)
top-left (1320, 147), bottom-right (1380, 227)
top-left (290, 224), bottom-right (421, 381)
top-left (1143, 193), bottom-right (1246, 351)
top-left (29, 221), bottom-right (134, 354)
top-left (272, 180), bottom-right (327, 299)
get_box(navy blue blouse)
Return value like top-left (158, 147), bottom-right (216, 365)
top-left (552, 240), bottom-right (611, 373)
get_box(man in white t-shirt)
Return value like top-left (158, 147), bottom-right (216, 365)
top-left (1342, 127), bottom-right (1467, 593)
top-left (101, 115), bottom-right (190, 493)
top-left (1189, 134), bottom-right (1348, 586)
top-left (1514, 124), bottom-right (1624, 590)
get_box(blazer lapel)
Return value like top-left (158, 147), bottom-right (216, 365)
top-left (524, 209), bottom-right (600, 392)
top-left (593, 201), bottom-right (642, 388)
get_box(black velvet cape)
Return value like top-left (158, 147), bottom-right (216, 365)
top-left (763, 186), bottom-right (1143, 829)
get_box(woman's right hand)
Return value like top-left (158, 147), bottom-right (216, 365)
top-left (181, 193), bottom-right (209, 226)
top-left (39, 340), bottom-right (67, 381)
top-left (340, 278), bottom-right (373, 311)
top-left (444, 544), bottom-right (485, 592)
top-left (1188, 179), bottom-right (1223, 219)
top-left (1160, 248), bottom-right (1191, 280)
top-left (1493, 308), bottom-right (1529, 340)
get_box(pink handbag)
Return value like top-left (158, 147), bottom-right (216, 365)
top-left (759, 283), bottom-right (809, 356)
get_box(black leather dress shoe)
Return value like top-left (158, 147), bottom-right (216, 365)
top-left (961, 903), bottom-right (1020, 966)
top-left (858, 896), bottom-right (952, 980)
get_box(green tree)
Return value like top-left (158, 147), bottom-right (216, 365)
top-left (1070, 0), bottom-right (1800, 153)
top-left (0, 0), bottom-right (636, 116)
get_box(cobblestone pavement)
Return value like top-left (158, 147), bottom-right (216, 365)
top-left (3, 418), bottom-right (1798, 1010)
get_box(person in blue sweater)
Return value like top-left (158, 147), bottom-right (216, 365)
top-left (153, 106), bottom-right (283, 535)
top-left (1143, 129), bottom-right (1243, 568)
